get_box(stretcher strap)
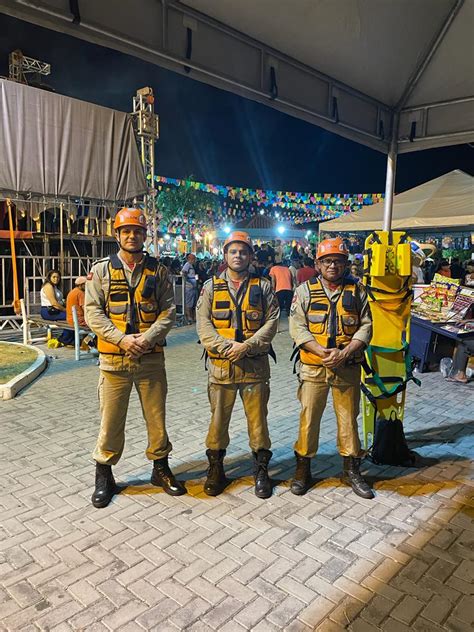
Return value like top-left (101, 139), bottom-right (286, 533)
top-left (362, 342), bottom-right (420, 400)
top-left (365, 281), bottom-right (412, 302)
top-left (290, 344), bottom-right (300, 374)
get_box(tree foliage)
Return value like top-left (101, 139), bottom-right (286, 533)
top-left (156, 179), bottom-right (220, 227)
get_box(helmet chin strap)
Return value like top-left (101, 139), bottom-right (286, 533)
top-left (227, 263), bottom-right (249, 273)
top-left (121, 246), bottom-right (144, 254)
top-left (116, 231), bottom-right (145, 254)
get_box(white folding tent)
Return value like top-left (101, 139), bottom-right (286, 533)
top-left (1, 0), bottom-right (473, 228)
top-left (320, 170), bottom-right (474, 232)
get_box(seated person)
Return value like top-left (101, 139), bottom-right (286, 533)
top-left (66, 276), bottom-right (88, 327)
top-left (447, 307), bottom-right (473, 383)
top-left (448, 337), bottom-right (473, 384)
top-left (41, 270), bottom-right (67, 320)
top-left (40, 269), bottom-right (74, 345)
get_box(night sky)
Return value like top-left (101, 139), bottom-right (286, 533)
top-left (1, 13), bottom-right (473, 195)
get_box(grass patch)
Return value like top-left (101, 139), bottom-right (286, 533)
top-left (0, 343), bottom-right (38, 384)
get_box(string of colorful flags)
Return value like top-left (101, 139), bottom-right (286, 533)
top-left (152, 174), bottom-right (383, 233)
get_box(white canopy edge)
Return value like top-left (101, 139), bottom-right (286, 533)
top-left (2, 0), bottom-right (473, 154)
top-left (320, 170), bottom-right (474, 233)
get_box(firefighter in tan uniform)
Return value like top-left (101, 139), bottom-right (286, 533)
top-left (196, 231), bottom-right (280, 498)
top-left (85, 208), bottom-right (186, 508)
top-left (289, 237), bottom-right (374, 499)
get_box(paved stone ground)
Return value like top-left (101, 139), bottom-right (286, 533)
top-left (0, 319), bottom-right (473, 632)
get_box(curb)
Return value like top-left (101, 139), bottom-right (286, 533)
top-left (0, 343), bottom-right (47, 401)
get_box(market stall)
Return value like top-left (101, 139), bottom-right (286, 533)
top-left (410, 274), bottom-right (474, 372)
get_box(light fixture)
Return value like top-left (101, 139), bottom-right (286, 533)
top-left (277, 225), bottom-right (285, 235)
top-left (223, 225), bottom-right (231, 234)
top-left (260, 209), bottom-right (265, 215)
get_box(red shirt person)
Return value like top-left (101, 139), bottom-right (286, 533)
top-left (296, 257), bottom-right (317, 285)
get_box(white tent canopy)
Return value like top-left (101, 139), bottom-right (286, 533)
top-left (320, 170), bottom-right (474, 232)
top-left (1, 0), bottom-right (473, 154)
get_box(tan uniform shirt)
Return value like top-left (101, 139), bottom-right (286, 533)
top-left (85, 252), bottom-right (176, 371)
top-left (289, 276), bottom-right (372, 381)
top-left (196, 271), bottom-right (280, 384)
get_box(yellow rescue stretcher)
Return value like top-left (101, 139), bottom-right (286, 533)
top-left (361, 230), bottom-right (420, 465)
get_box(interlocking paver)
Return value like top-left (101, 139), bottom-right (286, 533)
top-left (233, 596), bottom-right (273, 629)
top-left (0, 323), bottom-right (472, 630)
top-left (200, 596), bottom-right (244, 629)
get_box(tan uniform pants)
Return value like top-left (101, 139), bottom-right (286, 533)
top-left (206, 381), bottom-right (271, 452)
top-left (93, 353), bottom-right (171, 465)
top-left (295, 365), bottom-right (363, 458)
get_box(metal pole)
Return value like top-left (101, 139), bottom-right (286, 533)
top-left (59, 202), bottom-right (65, 276)
top-left (7, 199), bottom-right (20, 314)
top-left (382, 112), bottom-right (399, 232)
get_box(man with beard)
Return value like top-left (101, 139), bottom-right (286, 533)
top-left (196, 231), bottom-right (279, 498)
top-left (289, 237), bottom-right (374, 499)
top-left (85, 208), bottom-right (186, 507)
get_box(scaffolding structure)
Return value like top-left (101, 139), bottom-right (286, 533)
top-left (131, 87), bottom-right (160, 254)
top-left (8, 49), bottom-right (51, 84)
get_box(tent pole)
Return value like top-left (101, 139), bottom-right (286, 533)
top-left (383, 112), bottom-right (399, 232)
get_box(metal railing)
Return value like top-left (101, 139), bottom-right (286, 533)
top-left (2, 253), bottom-right (189, 328)
top-left (0, 255), bottom-right (93, 311)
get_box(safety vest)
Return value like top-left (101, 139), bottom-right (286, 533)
top-left (209, 275), bottom-right (264, 359)
top-left (300, 277), bottom-right (360, 366)
top-left (97, 253), bottom-right (164, 355)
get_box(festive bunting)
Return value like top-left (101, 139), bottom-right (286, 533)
top-left (151, 174), bottom-right (383, 236)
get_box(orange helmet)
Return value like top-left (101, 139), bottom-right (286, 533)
top-left (113, 208), bottom-right (147, 231)
top-left (317, 237), bottom-right (349, 260)
top-left (224, 230), bottom-right (253, 253)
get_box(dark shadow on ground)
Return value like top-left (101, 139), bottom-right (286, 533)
top-left (404, 420), bottom-right (474, 445)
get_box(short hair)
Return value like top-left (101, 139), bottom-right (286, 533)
top-left (303, 256), bottom-right (314, 267)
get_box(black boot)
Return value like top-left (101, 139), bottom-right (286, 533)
top-left (341, 456), bottom-right (375, 499)
top-left (204, 449), bottom-right (227, 496)
top-left (290, 452), bottom-right (312, 496)
top-left (91, 462), bottom-right (116, 508)
top-left (151, 457), bottom-right (186, 496)
top-left (253, 449), bottom-right (273, 499)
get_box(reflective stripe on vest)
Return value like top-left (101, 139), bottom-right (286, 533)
top-left (209, 275), bottom-right (264, 359)
top-left (97, 253), bottom-right (163, 355)
top-left (300, 277), bottom-right (360, 366)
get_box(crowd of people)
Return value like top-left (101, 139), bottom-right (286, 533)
top-left (155, 243), bottom-right (367, 325)
top-left (43, 236), bottom-right (472, 364)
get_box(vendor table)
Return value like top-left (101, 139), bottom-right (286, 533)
top-left (409, 315), bottom-right (474, 372)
